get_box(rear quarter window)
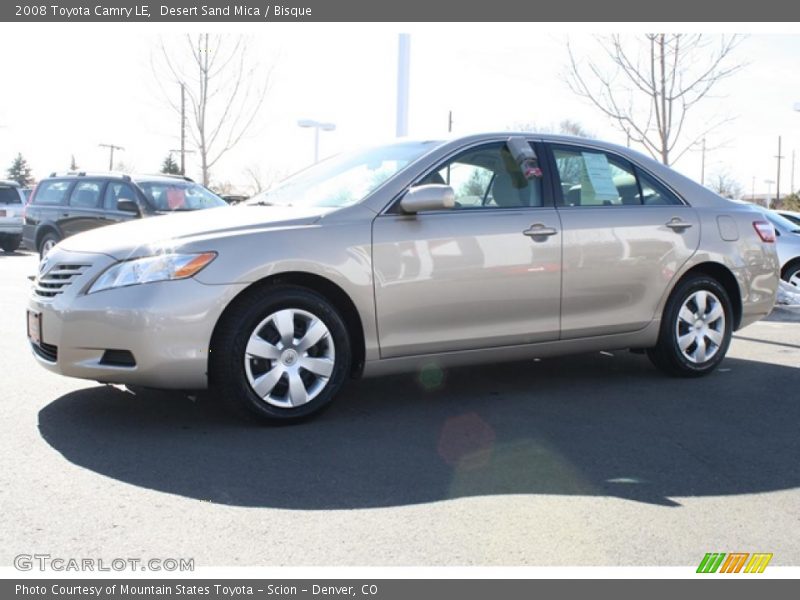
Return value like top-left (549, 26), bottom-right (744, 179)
top-left (33, 180), bottom-right (72, 205)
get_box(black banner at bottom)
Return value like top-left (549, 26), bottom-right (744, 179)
top-left (3, 579), bottom-right (797, 600)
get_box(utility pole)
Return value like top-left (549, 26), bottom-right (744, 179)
top-left (775, 135), bottom-right (784, 206)
top-left (180, 82), bottom-right (187, 175)
top-left (448, 110), bottom-right (453, 133)
top-left (751, 176), bottom-right (755, 202)
top-left (98, 143), bottom-right (124, 171)
top-left (791, 149), bottom-right (796, 194)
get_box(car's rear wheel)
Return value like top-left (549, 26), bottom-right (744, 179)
top-left (210, 285), bottom-right (351, 423)
top-left (783, 262), bottom-right (800, 288)
top-left (0, 235), bottom-right (21, 253)
top-left (39, 232), bottom-right (60, 259)
top-left (647, 275), bottom-right (733, 377)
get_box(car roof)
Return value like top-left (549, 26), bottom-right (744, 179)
top-left (0, 179), bottom-right (21, 187)
top-left (38, 172), bottom-right (197, 185)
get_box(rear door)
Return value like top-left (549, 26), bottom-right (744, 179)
top-left (546, 142), bottom-right (700, 339)
top-left (60, 179), bottom-right (108, 238)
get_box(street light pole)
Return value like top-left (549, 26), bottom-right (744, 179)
top-left (298, 119), bottom-right (336, 163)
top-left (764, 179), bottom-right (775, 209)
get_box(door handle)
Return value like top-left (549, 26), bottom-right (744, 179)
top-left (523, 224), bottom-right (558, 238)
top-left (665, 218), bottom-right (693, 231)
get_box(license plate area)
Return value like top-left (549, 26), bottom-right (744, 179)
top-left (27, 310), bottom-right (41, 345)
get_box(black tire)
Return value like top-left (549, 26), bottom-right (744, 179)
top-left (1, 235), bottom-right (21, 253)
top-left (39, 232), bottom-right (60, 259)
top-left (647, 275), bottom-right (733, 378)
top-left (783, 262), bottom-right (800, 287)
top-left (209, 285), bottom-right (352, 424)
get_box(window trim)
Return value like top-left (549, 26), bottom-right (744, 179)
top-left (380, 139), bottom-right (555, 216)
top-left (543, 141), bottom-right (687, 209)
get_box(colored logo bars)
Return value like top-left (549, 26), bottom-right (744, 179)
top-left (697, 552), bottom-right (773, 573)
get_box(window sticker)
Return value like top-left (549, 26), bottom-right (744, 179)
top-left (581, 152), bottom-right (619, 204)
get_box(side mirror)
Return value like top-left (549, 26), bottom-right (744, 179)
top-left (118, 199), bottom-right (140, 214)
top-left (399, 184), bottom-right (455, 214)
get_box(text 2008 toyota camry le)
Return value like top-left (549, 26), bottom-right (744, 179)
top-left (27, 134), bottom-right (780, 422)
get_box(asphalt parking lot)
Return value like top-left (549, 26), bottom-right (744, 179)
top-left (1, 250), bottom-right (799, 567)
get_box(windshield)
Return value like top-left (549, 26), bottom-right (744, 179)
top-left (245, 141), bottom-right (440, 209)
top-left (0, 185), bottom-right (22, 204)
top-left (136, 181), bottom-right (227, 212)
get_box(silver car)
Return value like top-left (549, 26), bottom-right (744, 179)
top-left (0, 179), bottom-right (26, 253)
top-left (763, 209), bottom-right (800, 287)
top-left (27, 134), bottom-right (780, 422)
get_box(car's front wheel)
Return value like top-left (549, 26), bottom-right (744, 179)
top-left (210, 285), bottom-right (351, 423)
top-left (647, 275), bottom-right (733, 377)
top-left (39, 232), bottom-right (60, 259)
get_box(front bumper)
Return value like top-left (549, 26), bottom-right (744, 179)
top-left (27, 249), bottom-right (247, 389)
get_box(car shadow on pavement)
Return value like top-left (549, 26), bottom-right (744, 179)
top-left (38, 351), bottom-right (799, 509)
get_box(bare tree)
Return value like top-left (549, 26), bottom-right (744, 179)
top-left (707, 171), bottom-right (743, 199)
top-left (507, 119), bottom-right (595, 138)
top-left (243, 163), bottom-right (287, 196)
top-left (566, 34), bottom-right (744, 166)
top-left (152, 34), bottom-right (271, 186)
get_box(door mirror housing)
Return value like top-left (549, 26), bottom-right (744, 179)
top-left (118, 199), bottom-right (140, 214)
top-left (399, 184), bottom-right (455, 214)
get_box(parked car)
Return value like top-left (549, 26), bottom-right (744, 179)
top-left (27, 134), bottom-right (780, 423)
top-left (777, 209), bottom-right (800, 227)
top-left (0, 179), bottom-right (26, 253)
top-left (22, 172), bottom-right (227, 258)
top-left (761, 208), bottom-right (800, 287)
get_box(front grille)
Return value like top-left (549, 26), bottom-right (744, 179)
top-left (33, 263), bottom-right (91, 298)
top-left (31, 340), bottom-right (58, 362)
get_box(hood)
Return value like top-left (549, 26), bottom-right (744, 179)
top-left (60, 205), bottom-right (331, 260)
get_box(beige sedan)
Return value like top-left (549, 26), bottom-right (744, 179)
top-left (27, 134), bottom-right (780, 422)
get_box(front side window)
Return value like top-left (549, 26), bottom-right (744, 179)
top-left (69, 181), bottom-right (103, 208)
top-left (417, 143), bottom-right (543, 209)
top-left (104, 182), bottom-right (138, 210)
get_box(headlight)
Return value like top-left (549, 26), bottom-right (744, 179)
top-left (87, 252), bottom-right (217, 294)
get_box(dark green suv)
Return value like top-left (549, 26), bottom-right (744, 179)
top-left (22, 172), bottom-right (227, 258)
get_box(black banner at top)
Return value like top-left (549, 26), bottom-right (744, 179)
top-left (3, 0), bottom-right (800, 22)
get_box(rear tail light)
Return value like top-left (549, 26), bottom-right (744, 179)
top-left (753, 221), bottom-right (776, 243)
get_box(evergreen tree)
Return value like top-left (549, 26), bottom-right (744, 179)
top-left (70, 155), bottom-right (79, 170)
top-left (160, 154), bottom-right (181, 175)
top-left (6, 153), bottom-right (33, 186)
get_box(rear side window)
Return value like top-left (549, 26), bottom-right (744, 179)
top-left (34, 181), bottom-right (71, 205)
top-left (0, 185), bottom-right (21, 204)
top-left (552, 145), bottom-right (682, 207)
top-left (69, 181), bottom-right (103, 208)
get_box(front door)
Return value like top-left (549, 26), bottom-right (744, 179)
top-left (372, 141), bottom-right (562, 358)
